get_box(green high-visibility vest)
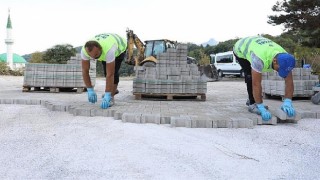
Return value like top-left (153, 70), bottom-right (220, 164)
top-left (233, 36), bottom-right (287, 72)
top-left (82, 33), bottom-right (127, 61)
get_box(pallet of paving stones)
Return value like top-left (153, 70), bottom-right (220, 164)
top-left (22, 86), bottom-right (85, 93)
top-left (133, 93), bottom-right (206, 101)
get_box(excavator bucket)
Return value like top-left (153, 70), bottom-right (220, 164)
top-left (198, 64), bottom-right (219, 82)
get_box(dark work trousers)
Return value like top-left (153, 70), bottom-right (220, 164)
top-left (233, 52), bottom-right (255, 105)
top-left (101, 51), bottom-right (126, 85)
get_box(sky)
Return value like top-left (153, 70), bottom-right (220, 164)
top-left (0, 0), bottom-right (285, 55)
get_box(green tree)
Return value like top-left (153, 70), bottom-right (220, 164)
top-left (0, 62), bottom-right (10, 75)
top-left (197, 50), bottom-right (210, 65)
top-left (29, 51), bottom-right (44, 63)
top-left (213, 39), bottom-right (238, 54)
top-left (43, 44), bottom-right (76, 64)
top-left (268, 0), bottom-right (320, 47)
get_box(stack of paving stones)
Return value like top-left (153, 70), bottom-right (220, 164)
top-left (23, 54), bottom-right (96, 92)
top-left (262, 68), bottom-right (319, 97)
top-left (132, 44), bottom-right (207, 100)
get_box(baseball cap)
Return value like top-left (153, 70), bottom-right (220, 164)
top-left (277, 53), bottom-right (296, 78)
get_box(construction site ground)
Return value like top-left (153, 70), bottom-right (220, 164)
top-left (0, 75), bottom-right (319, 179)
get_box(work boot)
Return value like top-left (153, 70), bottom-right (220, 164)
top-left (248, 104), bottom-right (261, 115)
top-left (311, 92), bottom-right (320, 105)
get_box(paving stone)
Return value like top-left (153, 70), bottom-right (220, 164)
top-left (257, 116), bottom-right (277, 125)
top-left (52, 104), bottom-right (66, 111)
top-left (190, 115), bottom-right (213, 128)
top-left (217, 119), bottom-right (229, 128)
top-left (1, 99), bottom-right (13, 104)
top-left (230, 118), bottom-right (254, 128)
top-left (72, 108), bottom-right (91, 116)
top-left (160, 116), bottom-right (171, 124)
top-left (67, 106), bottom-right (77, 114)
top-left (114, 111), bottom-right (123, 120)
top-left (122, 113), bottom-right (142, 123)
top-left (171, 116), bottom-right (191, 128)
top-left (141, 114), bottom-right (161, 124)
top-left (301, 111), bottom-right (317, 119)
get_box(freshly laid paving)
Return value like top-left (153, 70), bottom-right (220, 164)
top-left (1, 76), bottom-right (319, 128)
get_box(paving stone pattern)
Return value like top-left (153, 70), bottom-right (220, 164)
top-left (1, 98), bottom-right (318, 128)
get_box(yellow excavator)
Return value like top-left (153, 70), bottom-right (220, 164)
top-left (125, 28), bottom-right (219, 81)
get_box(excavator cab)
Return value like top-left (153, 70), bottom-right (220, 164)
top-left (144, 40), bottom-right (176, 59)
top-left (136, 39), bottom-right (177, 67)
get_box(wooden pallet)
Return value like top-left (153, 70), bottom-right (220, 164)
top-left (133, 93), bottom-right (206, 101)
top-left (22, 86), bottom-right (85, 93)
top-left (263, 93), bottom-right (312, 100)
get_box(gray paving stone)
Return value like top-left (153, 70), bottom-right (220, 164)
top-left (257, 117), bottom-right (277, 125)
top-left (114, 111), bottom-right (124, 120)
top-left (53, 104), bottom-right (66, 111)
top-left (122, 113), bottom-right (142, 123)
top-left (171, 116), bottom-right (191, 128)
top-left (301, 111), bottom-right (317, 119)
top-left (230, 118), bottom-right (254, 128)
top-left (190, 115), bottom-right (213, 128)
top-left (73, 108), bottom-right (91, 117)
top-left (217, 119), bottom-right (228, 128)
top-left (160, 116), bottom-right (171, 124)
top-left (141, 113), bottom-right (161, 124)
top-left (1, 99), bottom-right (13, 104)
top-left (67, 106), bottom-right (77, 114)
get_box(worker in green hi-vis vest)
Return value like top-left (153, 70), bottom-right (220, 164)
top-left (81, 33), bottom-right (127, 109)
top-left (233, 36), bottom-right (296, 121)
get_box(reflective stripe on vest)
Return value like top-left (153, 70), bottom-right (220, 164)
top-left (108, 34), bottom-right (126, 55)
top-left (82, 33), bottom-right (127, 61)
top-left (234, 36), bottom-right (287, 72)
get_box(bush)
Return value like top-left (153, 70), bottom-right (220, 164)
top-left (0, 62), bottom-right (24, 76)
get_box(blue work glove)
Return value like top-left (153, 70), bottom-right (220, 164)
top-left (87, 88), bottom-right (97, 103)
top-left (257, 103), bottom-right (272, 121)
top-left (101, 92), bottom-right (112, 109)
top-left (281, 98), bottom-right (295, 117)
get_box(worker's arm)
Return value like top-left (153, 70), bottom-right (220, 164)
top-left (81, 60), bottom-right (93, 88)
top-left (284, 71), bottom-right (294, 99)
top-left (251, 69), bottom-right (263, 104)
top-left (104, 44), bottom-right (117, 96)
top-left (105, 61), bottom-right (115, 95)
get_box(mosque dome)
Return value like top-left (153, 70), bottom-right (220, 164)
top-left (0, 53), bottom-right (27, 63)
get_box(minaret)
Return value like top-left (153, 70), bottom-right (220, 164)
top-left (5, 9), bottom-right (14, 70)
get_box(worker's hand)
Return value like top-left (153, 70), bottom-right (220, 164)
top-left (87, 88), bottom-right (97, 103)
top-left (256, 103), bottom-right (272, 121)
top-left (101, 92), bottom-right (112, 109)
top-left (281, 98), bottom-right (295, 117)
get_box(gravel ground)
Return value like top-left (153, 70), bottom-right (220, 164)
top-left (0, 76), bottom-right (319, 180)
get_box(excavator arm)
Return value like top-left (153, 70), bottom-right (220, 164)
top-left (126, 29), bottom-right (146, 66)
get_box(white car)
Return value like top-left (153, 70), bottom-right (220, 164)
top-left (210, 51), bottom-right (244, 77)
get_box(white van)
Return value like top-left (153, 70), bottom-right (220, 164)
top-left (210, 51), bottom-right (244, 77)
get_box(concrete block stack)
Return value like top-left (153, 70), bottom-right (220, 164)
top-left (23, 55), bottom-right (96, 88)
top-left (262, 68), bottom-right (319, 97)
top-left (133, 44), bottom-right (207, 95)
